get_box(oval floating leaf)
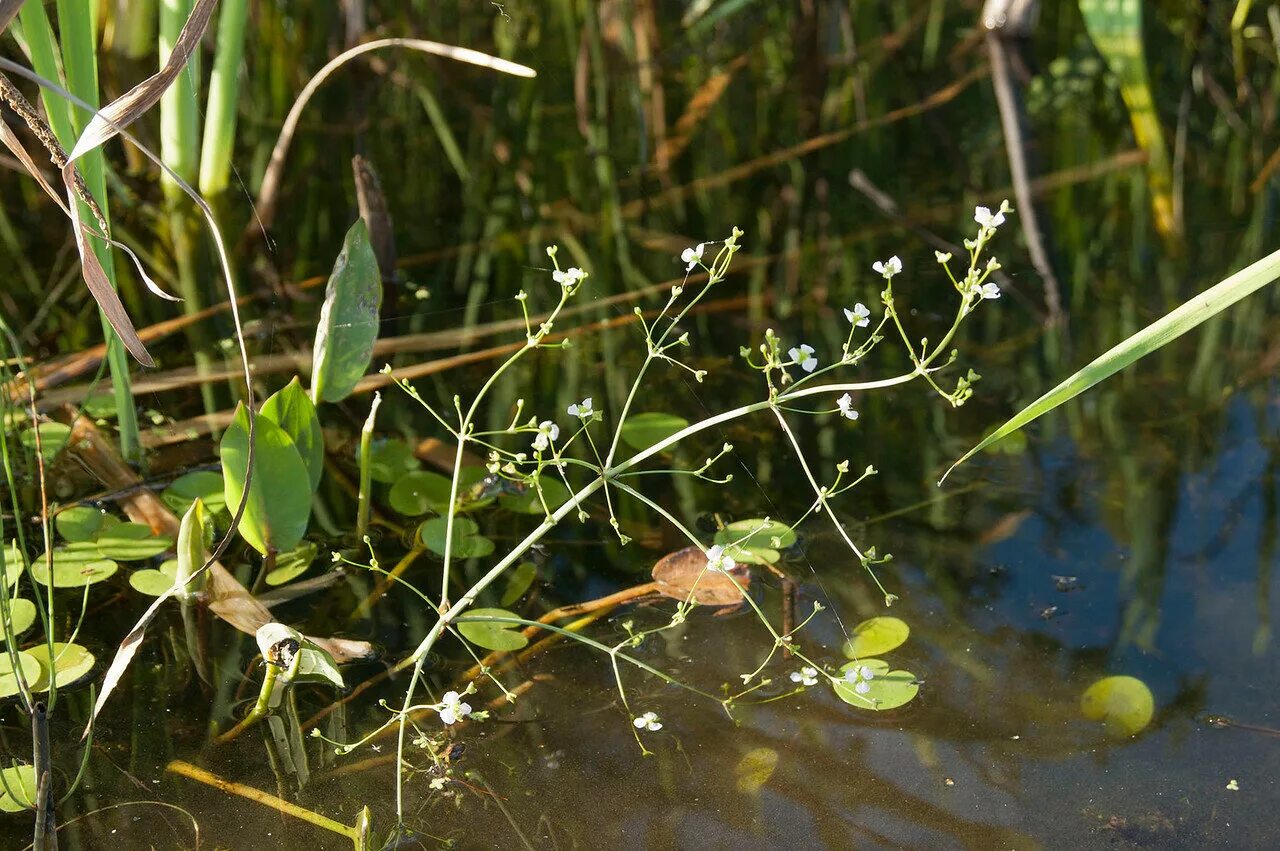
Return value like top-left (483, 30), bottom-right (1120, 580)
top-left (715, 518), bottom-right (797, 551)
top-left (311, 219), bottom-right (383, 403)
top-left (27, 642), bottom-right (96, 691)
top-left (20, 422), bottom-right (71, 461)
top-left (55, 506), bottom-right (108, 542)
top-left (842, 616), bottom-right (910, 659)
top-left (620, 412), bottom-right (689, 451)
top-left (834, 659), bottom-right (919, 711)
top-left (261, 378), bottom-right (325, 492)
top-left (220, 404), bottom-right (312, 555)
top-left (0, 764), bottom-right (36, 812)
top-left (417, 516), bottom-right (479, 554)
top-left (3, 541), bottom-right (24, 589)
top-left (652, 546), bottom-right (750, 606)
top-left (1080, 675), bottom-right (1154, 737)
top-left (457, 608), bottom-right (529, 651)
top-left (451, 535), bottom-right (494, 559)
top-left (389, 470), bottom-right (453, 516)
top-left (0, 651), bottom-right (41, 698)
top-left (94, 523), bottom-right (173, 561)
top-left (501, 562), bottom-right (538, 606)
top-left (31, 552), bottom-right (118, 587)
top-left (129, 562), bottom-right (178, 596)
top-left (367, 438), bottom-right (419, 484)
top-left (161, 470), bottom-right (226, 514)
top-left (1, 598), bottom-right (38, 640)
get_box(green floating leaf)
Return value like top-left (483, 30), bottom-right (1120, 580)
top-left (161, 470), bottom-right (227, 515)
top-left (735, 747), bottom-right (779, 794)
top-left (500, 561), bottom-right (538, 606)
top-left (0, 651), bottom-right (41, 699)
top-left (390, 467), bottom-right (488, 516)
top-left (2, 598), bottom-right (38, 640)
top-left (311, 219), bottom-right (383, 404)
top-left (367, 438), bottom-right (420, 484)
top-left (417, 516), bottom-right (478, 553)
top-left (129, 561), bottom-right (179, 596)
top-left (842, 616), bottom-right (910, 659)
top-left (834, 659), bottom-right (919, 711)
top-left (718, 543), bottom-right (779, 566)
top-left (266, 542), bottom-right (319, 586)
top-left (452, 535), bottom-right (494, 558)
top-left (261, 378), bottom-right (325, 493)
top-left (56, 505), bottom-right (108, 542)
top-left (457, 607), bottom-right (528, 651)
top-left (26, 642), bottom-right (96, 692)
top-left (81, 392), bottom-right (118, 419)
top-left (220, 404), bottom-right (312, 555)
top-left (620, 412), bottom-right (689, 451)
top-left (31, 551), bottom-right (118, 587)
top-left (94, 522), bottom-right (173, 561)
top-left (499, 478), bottom-right (570, 515)
top-left (19, 422), bottom-right (70, 461)
top-left (716, 518), bottom-right (797, 550)
top-left (1080, 675), bottom-right (1154, 737)
top-left (3, 541), bottom-right (24, 589)
top-left (0, 764), bottom-right (36, 812)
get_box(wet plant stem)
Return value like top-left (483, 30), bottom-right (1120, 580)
top-left (356, 393), bottom-right (382, 542)
top-left (214, 659), bottom-right (279, 744)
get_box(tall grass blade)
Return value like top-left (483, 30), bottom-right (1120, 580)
top-left (943, 248), bottom-right (1280, 483)
top-left (197, 0), bottom-right (248, 196)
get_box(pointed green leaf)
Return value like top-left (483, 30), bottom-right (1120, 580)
top-left (311, 219), bottom-right (383, 403)
top-left (220, 404), bottom-right (312, 555)
top-left (261, 377), bottom-right (325, 492)
top-left (161, 470), bottom-right (226, 514)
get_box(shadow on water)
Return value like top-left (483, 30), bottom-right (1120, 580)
top-left (3, 0), bottom-right (1280, 847)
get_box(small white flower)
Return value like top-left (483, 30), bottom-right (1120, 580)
top-left (429, 776), bottom-right (449, 791)
top-left (532, 420), bottom-right (560, 452)
top-left (843, 303), bottom-right (871, 328)
top-left (788, 344), bottom-right (818, 373)
top-left (681, 243), bottom-right (705, 272)
top-left (934, 250), bottom-right (952, 264)
top-left (843, 664), bottom-right (875, 695)
top-left (836, 393), bottom-right (859, 421)
top-left (974, 205), bottom-right (1005, 230)
top-left (980, 282), bottom-right (1001, 300)
top-left (790, 666), bottom-right (820, 687)
top-left (567, 397), bottom-right (593, 418)
top-left (552, 267), bottom-right (585, 288)
top-left (986, 257), bottom-right (1002, 273)
top-left (633, 711), bottom-right (663, 732)
top-left (872, 255), bottom-right (903, 279)
top-left (438, 690), bottom-right (472, 725)
top-left (705, 544), bottom-right (736, 574)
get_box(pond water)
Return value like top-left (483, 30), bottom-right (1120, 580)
top-left (3, 2), bottom-right (1280, 849)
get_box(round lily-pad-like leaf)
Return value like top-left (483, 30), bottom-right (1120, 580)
top-left (129, 560), bottom-right (179, 596)
top-left (55, 506), bottom-right (109, 543)
top-left (3, 541), bottom-right (24, 589)
top-left (417, 517), bottom-right (478, 552)
top-left (266, 542), bottom-right (319, 586)
top-left (651, 546), bottom-right (750, 606)
top-left (31, 551), bottom-right (118, 587)
top-left (26, 642), bottom-right (96, 692)
top-left (451, 535), bottom-right (494, 558)
top-left (161, 470), bottom-right (227, 514)
top-left (499, 478), bottom-right (570, 515)
top-left (620, 412), bottom-right (689, 451)
top-left (94, 523), bottom-right (174, 561)
top-left (717, 543), bottom-right (780, 566)
top-left (842, 616), bottom-right (910, 659)
top-left (367, 438), bottom-right (420, 484)
top-left (1080, 675), bottom-right (1154, 737)
top-left (0, 764), bottom-right (36, 812)
top-left (389, 470), bottom-right (453, 516)
top-left (1, 598), bottom-right (38, 640)
top-left (834, 658), bottom-right (919, 711)
top-left (715, 518), bottom-right (797, 551)
top-left (0, 651), bottom-right (41, 698)
top-left (20, 422), bottom-right (71, 461)
top-left (457, 608), bottom-right (529, 651)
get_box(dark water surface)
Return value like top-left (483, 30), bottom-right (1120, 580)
top-left (3, 2), bottom-right (1280, 848)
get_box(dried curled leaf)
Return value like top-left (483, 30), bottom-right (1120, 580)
top-left (651, 546), bottom-right (749, 607)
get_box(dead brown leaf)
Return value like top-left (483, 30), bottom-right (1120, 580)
top-left (652, 546), bottom-right (750, 607)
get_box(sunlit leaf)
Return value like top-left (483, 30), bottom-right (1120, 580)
top-left (161, 470), bottom-right (226, 514)
top-left (1, 598), bottom-right (38, 640)
top-left (735, 747), bottom-right (779, 794)
top-left (457, 607), bottom-right (528, 651)
top-left (266, 542), bottom-right (319, 586)
top-left (0, 763), bottom-right (36, 812)
top-left (0, 651), bottom-right (40, 698)
top-left (3, 541), bottom-right (24, 589)
top-left (834, 659), bottom-right (919, 711)
top-left (26, 642), bottom-right (96, 691)
top-left (311, 219), bottom-right (383, 403)
top-left (82, 392), bottom-right (117, 419)
top-left (367, 438), bottom-right (419, 484)
top-left (261, 378), bottom-right (325, 492)
top-left (620, 412), bottom-right (689, 451)
top-left (715, 518), bottom-right (797, 550)
top-left (717, 543), bottom-right (779, 566)
top-left (289, 641), bottom-right (344, 688)
top-left (19, 422), bottom-right (70, 461)
top-left (500, 561), bottom-right (538, 606)
top-left (220, 404), bottom-right (312, 555)
top-left (841, 616), bottom-right (910, 659)
top-left (417, 516), bottom-right (478, 553)
top-left (1080, 675), bottom-right (1154, 737)
top-left (174, 500), bottom-right (209, 600)
top-left (129, 561), bottom-right (179, 596)
top-left (94, 522), bottom-right (173, 561)
top-left (31, 551), bottom-right (118, 587)
top-left (55, 505), bottom-right (108, 542)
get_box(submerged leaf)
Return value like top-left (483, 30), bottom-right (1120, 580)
top-left (1080, 675), bottom-right (1154, 737)
top-left (735, 747), bottom-right (779, 794)
top-left (499, 478), bottom-right (570, 515)
top-left (651, 546), bottom-right (750, 606)
top-left (311, 219), bottom-right (383, 403)
top-left (842, 616), bottom-right (910, 659)
top-left (367, 438), bottom-right (420, 483)
top-left (220, 404), bottom-right (312, 555)
top-left (500, 561), bottom-right (538, 606)
top-left (457, 607), bottom-right (529, 651)
top-left (620, 412), bottom-right (689, 451)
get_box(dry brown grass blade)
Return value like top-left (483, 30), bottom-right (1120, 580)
top-left (251, 38), bottom-right (535, 238)
top-left (67, 0), bottom-right (217, 160)
top-left (352, 154), bottom-right (397, 281)
top-left (0, 0), bottom-right (23, 37)
top-left (651, 55), bottom-right (748, 170)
